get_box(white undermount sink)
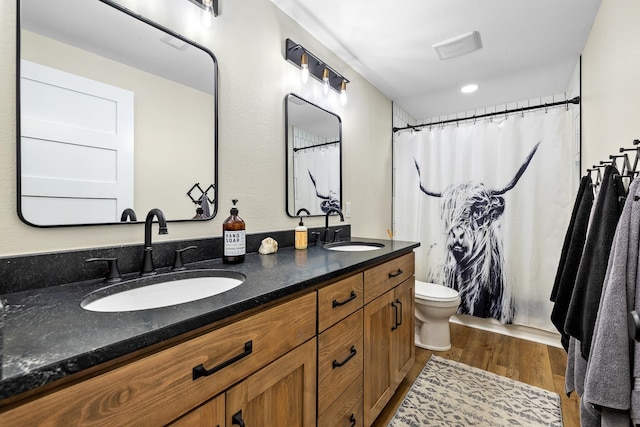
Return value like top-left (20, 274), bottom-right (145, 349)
top-left (81, 269), bottom-right (245, 312)
top-left (324, 241), bottom-right (385, 252)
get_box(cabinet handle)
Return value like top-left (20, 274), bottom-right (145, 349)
top-left (332, 291), bottom-right (357, 308)
top-left (192, 341), bottom-right (253, 380)
top-left (388, 269), bottom-right (403, 278)
top-left (396, 298), bottom-right (403, 326)
top-left (231, 410), bottom-right (245, 427)
top-left (332, 346), bottom-right (357, 369)
top-left (349, 413), bottom-right (356, 427)
top-left (391, 302), bottom-right (398, 331)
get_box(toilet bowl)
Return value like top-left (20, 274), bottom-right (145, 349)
top-left (414, 280), bottom-right (461, 351)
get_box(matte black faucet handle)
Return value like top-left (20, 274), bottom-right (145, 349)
top-left (172, 246), bottom-right (197, 271)
top-left (86, 257), bottom-right (122, 283)
top-left (310, 232), bottom-right (321, 246)
top-left (333, 228), bottom-right (342, 243)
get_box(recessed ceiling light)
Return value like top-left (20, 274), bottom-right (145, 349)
top-left (461, 84), bottom-right (478, 94)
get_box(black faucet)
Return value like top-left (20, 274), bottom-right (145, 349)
top-left (141, 208), bottom-right (168, 275)
top-left (120, 208), bottom-right (137, 222)
top-left (323, 207), bottom-right (344, 243)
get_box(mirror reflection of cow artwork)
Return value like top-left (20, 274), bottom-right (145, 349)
top-left (309, 170), bottom-right (341, 213)
top-left (415, 142), bottom-right (541, 323)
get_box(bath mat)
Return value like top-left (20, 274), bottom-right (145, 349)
top-left (388, 355), bottom-right (562, 426)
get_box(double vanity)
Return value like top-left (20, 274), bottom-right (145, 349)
top-left (0, 237), bottom-right (418, 426)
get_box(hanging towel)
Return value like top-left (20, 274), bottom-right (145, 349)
top-left (583, 178), bottom-right (640, 424)
top-left (551, 175), bottom-right (594, 351)
top-left (565, 165), bottom-right (626, 359)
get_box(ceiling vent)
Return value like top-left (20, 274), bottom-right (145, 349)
top-left (433, 31), bottom-right (482, 60)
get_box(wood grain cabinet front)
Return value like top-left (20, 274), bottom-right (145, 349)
top-left (318, 273), bottom-right (364, 333)
top-left (0, 293), bottom-right (317, 427)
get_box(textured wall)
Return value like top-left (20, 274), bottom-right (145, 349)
top-left (582, 0), bottom-right (640, 171)
top-left (0, 0), bottom-right (392, 256)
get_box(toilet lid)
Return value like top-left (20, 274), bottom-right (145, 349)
top-left (415, 281), bottom-right (459, 302)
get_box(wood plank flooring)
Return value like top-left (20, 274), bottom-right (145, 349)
top-left (372, 323), bottom-right (580, 427)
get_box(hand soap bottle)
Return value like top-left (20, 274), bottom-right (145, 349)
top-left (295, 217), bottom-right (308, 250)
top-left (295, 208), bottom-right (310, 250)
top-left (223, 199), bottom-right (246, 264)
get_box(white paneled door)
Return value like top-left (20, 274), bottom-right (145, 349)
top-left (20, 60), bottom-right (134, 225)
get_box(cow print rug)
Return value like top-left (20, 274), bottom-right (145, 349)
top-left (388, 355), bottom-right (562, 426)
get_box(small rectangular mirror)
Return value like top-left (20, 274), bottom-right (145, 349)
top-left (285, 94), bottom-right (342, 217)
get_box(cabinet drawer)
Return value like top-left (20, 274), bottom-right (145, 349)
top-left (318, 309), bottom-right (363, 415)
top-left (318, 374), bottom-right (363, 427)
top-left (364, 252), bottom-right (414, 304)
top-left (0, 293), bottom-right (317, 427)
top-left (318, 273), bottom-right (363, 332)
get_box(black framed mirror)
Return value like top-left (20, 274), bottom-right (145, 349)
top-left (17, 0), bottom-right (218, 226)
top-left (285, 94), bottom-right (342, 217)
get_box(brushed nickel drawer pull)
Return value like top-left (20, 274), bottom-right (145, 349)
top-left (332, 290), bottom-right (357, 308)
top-left (192, 340), bottom-right (253, 380)
top-left (388, 269), bottom-right (403, 278)
top-left (332, 346), bottom-right (357, 369)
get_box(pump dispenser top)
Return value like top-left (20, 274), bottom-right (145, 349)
top-left (223, 199), bottom-right (246, 264)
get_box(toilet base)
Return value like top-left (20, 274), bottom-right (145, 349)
top-left (415, 333), bottom-right (452, 351)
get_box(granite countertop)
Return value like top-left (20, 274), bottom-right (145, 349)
top-left (0, 237), bottom-right (418, 401)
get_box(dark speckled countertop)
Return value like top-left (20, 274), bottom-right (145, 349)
top-left (0, 237), bottom-right (418, 401)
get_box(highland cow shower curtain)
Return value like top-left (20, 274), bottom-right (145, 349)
top-left (394, 109), bottom-right (576, 330)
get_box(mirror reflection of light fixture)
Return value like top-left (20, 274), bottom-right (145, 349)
top-left (322, 68), bottom-right (330, 95)
top-left (187, 0), bottom-right (219, 26)
top-left (285, 39), bottom-right (349, 101)
top-left (300, 52), bottom-right (309, 84)
top-left (339, 80), bottom-right (348, 106)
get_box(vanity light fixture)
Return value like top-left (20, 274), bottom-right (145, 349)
top-left (340, 79), bottom-right (348, 106)
top-left (300, 52), bottom-right (310, 84)
top-left (322, 68), bottom-right (330, 95)
top-left (285, 39), bottom-right (349, 99)
top-left (187, 0), bottom-right (219, 26)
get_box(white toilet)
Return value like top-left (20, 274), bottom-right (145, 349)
top-left (414, 280), bottom-right (461, 351)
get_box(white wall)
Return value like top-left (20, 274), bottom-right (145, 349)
top-left (582, 0), bottom-right (640, 170)
top-left (0, 0), bottom-right (392, 256)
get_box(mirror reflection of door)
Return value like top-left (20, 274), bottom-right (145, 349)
top-left (286, 94), bottom-right (342, 217)
top-left (18, 0), bottom-right (218, 226)
top-left (20, 60), bottom-right (134, 226)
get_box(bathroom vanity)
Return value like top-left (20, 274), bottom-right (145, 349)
top-left (0, 238), bottom-right (417, 426)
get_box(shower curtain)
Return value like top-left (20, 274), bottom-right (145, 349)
top-left (394, 109), bottom-right (576, 330)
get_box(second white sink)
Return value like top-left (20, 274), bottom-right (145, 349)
top-left (324, 241), bottom-right (385, 252)
top-left (81, 269), bottom-right (245, 312)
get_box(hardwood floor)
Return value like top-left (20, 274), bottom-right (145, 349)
top-left (372, 323), bottom-right (580, 427)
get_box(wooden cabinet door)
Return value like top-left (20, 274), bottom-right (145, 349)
top-left (225, 339), bottom-right (317, 427)
top-left (167, 394), bottom-right (225, 427)
top-left (392, 278), bottom-right (415, 388)
top-left (363, 291), bottom-right (394, 426)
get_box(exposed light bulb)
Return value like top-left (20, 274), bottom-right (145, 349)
top-left (300, 52), bottom-right (309, 84)
top-left (201, 0), bottom-right (213, 28)
top-left (339, 80), bottom-right (348, 106)
top-left (322, 68), bottom-right (330, 95)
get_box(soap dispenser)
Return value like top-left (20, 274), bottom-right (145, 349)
top-left (223, 199), bottom-right (246, 264)
top-left (295, 208), bottom-right (310, 250)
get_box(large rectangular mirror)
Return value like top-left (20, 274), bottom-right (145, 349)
top-left (285, 94), bottom-right (342, 217)
top-left (18, 0), bottom-right (218, 226)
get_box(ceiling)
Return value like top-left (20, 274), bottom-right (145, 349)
top-left (271, 0), bottom-right (602, 119)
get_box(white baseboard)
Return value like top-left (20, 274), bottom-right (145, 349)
top-left (450, 314), bottom-right (563, 348)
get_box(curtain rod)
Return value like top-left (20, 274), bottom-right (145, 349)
top-left (392, 96), bottom-right (581, 133)
top-left (293, 140), bottom-right (340, 153)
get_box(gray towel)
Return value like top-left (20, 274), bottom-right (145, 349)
top-left (583, 178), bottom-right (640, 424)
